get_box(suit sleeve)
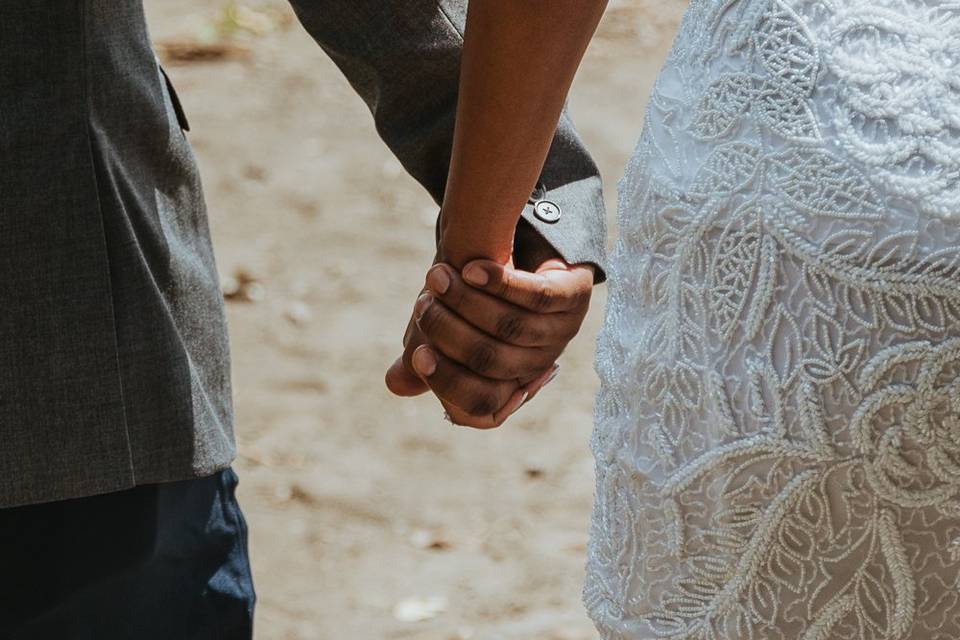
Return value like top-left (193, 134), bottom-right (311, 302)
top-left (286, 0), bottom-right (608, 281)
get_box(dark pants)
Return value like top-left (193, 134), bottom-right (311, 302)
top-left (0, 469), bottom-right (255, 640)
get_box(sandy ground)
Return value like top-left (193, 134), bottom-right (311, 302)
top-left (143, 2), bottom-right (683, 638)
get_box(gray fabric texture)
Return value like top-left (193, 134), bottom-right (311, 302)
top-left (0, 0), bottom-right (606, 508)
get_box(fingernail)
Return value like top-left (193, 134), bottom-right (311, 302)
top-left (463, 264), bottom-right (489, 286)
top-left (504, 389), bottom-right (529, 418)
top-left (544, 363), bottom-right (560, 387)
top-left (414, 293), bottom-right (433, 319)
top-left (526, 364), bottom-right (559, 395)
top-left (412, 346), bottom-right (437, 376)
top-left (427, 267), bottom-right (450, 295)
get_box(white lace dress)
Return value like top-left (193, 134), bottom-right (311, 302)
top-left (585, 1), bottom-right (960, 639)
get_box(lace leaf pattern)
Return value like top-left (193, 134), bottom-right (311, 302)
top-left (690, 73), bottom-right (757, 140)
top-left (769, 148), bottom-right (882, 220)
top-left (586, 1), bottom-right (960, 639)
top-left (756, 81), bottom-right (822, 143)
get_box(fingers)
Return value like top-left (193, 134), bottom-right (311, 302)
top-left (423, 265), bottom-right (579, 348)
top-left (388, 258), bottom-right (587, 425)
top-left (410, 344), bottom-right (523, 428)
top-left (414, 292), bottom-right (557, 381)
top-left (443, 387), bottom-right (528, 430)
top-left (434, 359), bottom-right (560, 429)
top-left (385, 301), bottom-right (430, 397)
top-left (384, 356), bottom-right (429, 396)
top-left (459, 260), bottom-right (593, 314)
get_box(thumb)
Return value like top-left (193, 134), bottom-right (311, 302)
top-left (385, 356), bottom-right (429, 397)
top-left (535, 257), bottom-right (572, 273)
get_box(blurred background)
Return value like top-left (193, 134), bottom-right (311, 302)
top-left (143, 2), bottom-right (684, 638)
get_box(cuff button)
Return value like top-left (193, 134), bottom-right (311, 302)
top-left (533, 200), bottom-right (562, 223)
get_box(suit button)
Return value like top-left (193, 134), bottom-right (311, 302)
top-left (533, 200), bottom-right (561, 223)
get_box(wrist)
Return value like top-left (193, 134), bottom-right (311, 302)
top-left (437, 207), bottom-right (514, 269)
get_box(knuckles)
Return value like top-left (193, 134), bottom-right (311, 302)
top-left (525, 278), bottom-right (591, 314)
top-left (494, 313), bottom-right (527, 344)
top-left (466, 340), bottom-right (499, 377)
top-left (528, 279), bottom-right (557, 312)
top-left (465, 340), bottom-right (544, 380)
top-left (467, 392), bottom-right (502, 418)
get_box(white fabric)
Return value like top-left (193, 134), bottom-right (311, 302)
top-left (585, 1), bottom-right (960, 638)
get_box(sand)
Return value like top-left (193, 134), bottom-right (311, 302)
top-left (143, 2), bottom-right (683, 637)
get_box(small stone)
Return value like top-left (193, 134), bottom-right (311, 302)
top-left (410, 528), bottom-right (451, 551)
top-left (222, 268), bottom-right (264, 303)
top-left (221, 275), bottom-right (241, 298)
top-left (273, 483), bottom-right (292, 502)
top-left (284, 300), bottom-right (312, 326)
top-left (242, 164), bottom-right (267, 181)
top-left (392, 595), bottom-right (447, 622)
top-left (243, 281), bottom-right (265, 302)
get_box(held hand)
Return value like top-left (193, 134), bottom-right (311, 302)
top-left (384, 284), bottom-right (533, 428)
top-left (385, 257), bottom-right (593, 428)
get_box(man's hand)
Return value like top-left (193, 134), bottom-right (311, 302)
top-left (385, 257), bottom-right (593, 429)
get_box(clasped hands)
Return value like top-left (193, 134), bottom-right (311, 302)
top-left (385, 231), bottom-right (593, 429)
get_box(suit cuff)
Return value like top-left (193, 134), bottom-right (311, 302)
top-left (518, 174), bottom-right (608, 283)
top-left (434, 175), bottom-right (608, 284)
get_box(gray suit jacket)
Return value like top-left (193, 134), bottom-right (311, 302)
top-left (0, 0), bottom-right (606, 508)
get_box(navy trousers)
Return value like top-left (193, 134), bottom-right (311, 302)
top-left (0, 469), bottom-right (255, 640)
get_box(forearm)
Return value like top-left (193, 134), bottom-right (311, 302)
top-left (439, 0), bottom-right (607, 268)
top-left (288, 0), bottom-right (608, 277)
